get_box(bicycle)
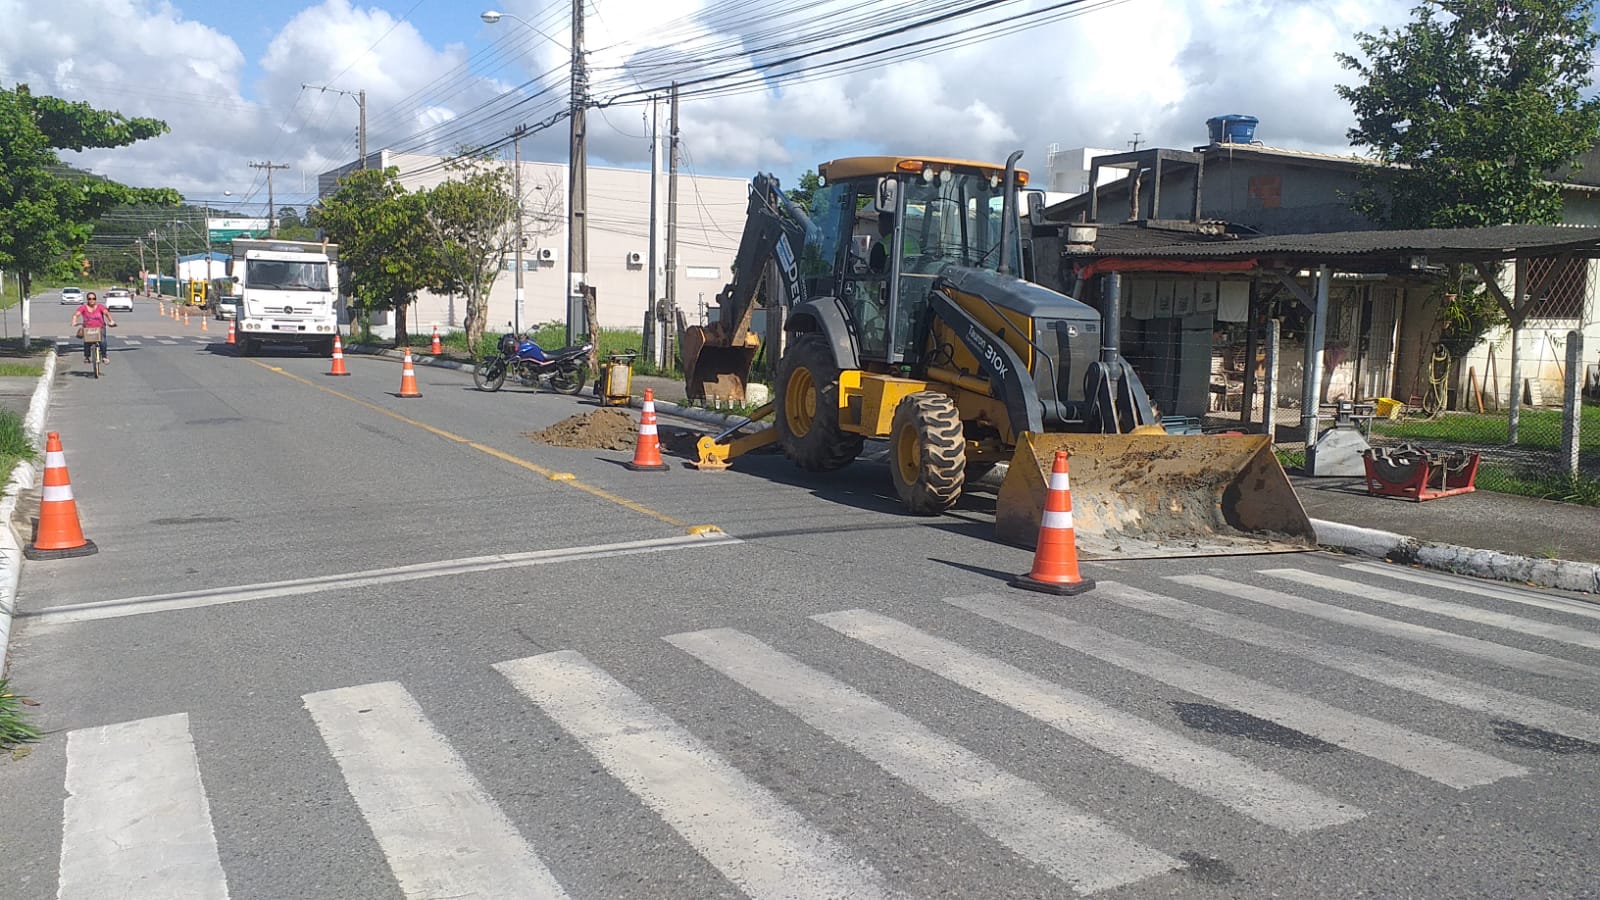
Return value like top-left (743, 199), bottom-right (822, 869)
top-left (82, 324), bottom-right (115, 378)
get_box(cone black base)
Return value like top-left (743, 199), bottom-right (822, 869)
top-left (624, 460), bottom-right (669, 471)
top-left (25, 538), bottom-right (99, 561)
top-left (327, 372), bottom-right (350, 376)
top-left (1009, 573), bottom-right (1095, 596)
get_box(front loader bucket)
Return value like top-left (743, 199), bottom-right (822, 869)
top-left (995, 432), bottom-right (1315, 559)
top-left (679, 325), bottom-right (758, 403)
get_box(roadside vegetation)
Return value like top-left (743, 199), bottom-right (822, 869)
top-left (0, 678), bottom-right (41, 751)
top-left (0, 407), bottom-right (36, 486)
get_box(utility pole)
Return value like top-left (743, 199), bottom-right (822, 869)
top-left (512, 126), bottom-right (526, 336)
top-left (171, 221), bottom-right (182, 299)
top-left (304, 85), bottom-right (367, 168)
top-left (250, 161), bottom-right (290, 236)
top-left (135, 239), bottom-right (146, 279)
top-left (665, 83), bottom-right (681, 346)
top-left (646, 95), bottom-right (661, 366)
top-left (565, 0), bottom-right (588, 344)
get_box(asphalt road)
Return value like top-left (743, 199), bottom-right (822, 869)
top-left (3, 294), bottom-right (1599, 898)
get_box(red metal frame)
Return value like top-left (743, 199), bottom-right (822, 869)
top-left (1364, 449), bottom-right (1480, 502)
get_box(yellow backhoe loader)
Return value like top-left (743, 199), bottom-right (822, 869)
top-left (682, 153), bottom-right (1312, 557)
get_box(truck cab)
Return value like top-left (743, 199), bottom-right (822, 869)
top-left (230, 239), bottom-right (340, 356)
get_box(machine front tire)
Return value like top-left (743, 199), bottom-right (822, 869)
top-left (775, 333), bottom-right (863, 471)
top-left (889, 392), bottom-right (966, 515)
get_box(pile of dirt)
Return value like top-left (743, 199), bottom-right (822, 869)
top-left (525, 408), bottom-right (638, 451)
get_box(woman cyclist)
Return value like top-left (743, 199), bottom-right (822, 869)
top-left (71, 291), bottom-right (116, 366)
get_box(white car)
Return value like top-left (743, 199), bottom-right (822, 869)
top-left (60, 287), bottom-right (83, 306)
top-left (104, 289), bottom-right (134, 312)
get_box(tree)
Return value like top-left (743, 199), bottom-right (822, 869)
top-left (420, 157), bottom-right (561, 353)
top-left (785, 169), bottom-right (822, 213)
top-left (0, 84), bottom-right (175, 300)
top-left (311, 168), bottom-right (432, 345)
top-left (1338, 1), bottom-right (1600, 368)
top-left (278, 206), bottom-right (302, 231)
top-left (1338, 0), bottom-right (1600, 229)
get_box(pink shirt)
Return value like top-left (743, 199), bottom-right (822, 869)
top-left (75, 304), bottom-right (108, 328)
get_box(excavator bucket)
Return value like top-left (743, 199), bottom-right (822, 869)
top-left (680, 324), bottom-right (759, 403)
top-left (995, 432), bottom-right (1315, 559)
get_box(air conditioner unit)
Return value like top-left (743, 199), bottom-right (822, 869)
top-left (626, 251), bottom-right (644, 267)
top-left (538, 247), bottom-right (557, 262)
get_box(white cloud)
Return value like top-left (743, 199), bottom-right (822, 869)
top-left (0, 0), bottom-right (1418, 204)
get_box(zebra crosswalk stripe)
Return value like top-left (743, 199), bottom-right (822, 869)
top-left (59, 713), bottom-right (228, 900)
top-left (1101, 581), bottom-right (1600, 745)
top-left (944, 594), bottom-right (1526, 789)
top-left (1173, 575), bottom-right (1600, 681)
top-left (1342, 562), bottom-right (1600, 623)
top-left (496, 650), bottom-right (895, 900)
top-left (812, 609), bottom-right (1363, 833)
top-left (1264, 569), bottom-right (1600, 652)
top-left (303, 681), bottom-right (569, 899)
top-left (667, 627), bottom-right (1180, 894)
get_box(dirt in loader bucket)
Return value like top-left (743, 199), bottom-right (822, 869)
top-left (994, 432), bottom-right (1316, 559)
top-left (680, 325), bottom-right (758, 403)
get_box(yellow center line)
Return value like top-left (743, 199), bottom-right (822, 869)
top-left (248, 360), bottom-right (708, 532)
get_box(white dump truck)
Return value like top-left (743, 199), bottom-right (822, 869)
top-left (229, 238), bottom-right (340, 356)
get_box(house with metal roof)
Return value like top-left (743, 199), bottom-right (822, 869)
top-left (1028, 118), bottom-right (1600, 462)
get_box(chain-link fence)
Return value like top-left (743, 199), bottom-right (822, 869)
top-left (1366, 328), bottom-right (1598, 501)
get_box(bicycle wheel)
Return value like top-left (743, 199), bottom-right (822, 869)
top-left (93, 344), bottom-right (101, 379)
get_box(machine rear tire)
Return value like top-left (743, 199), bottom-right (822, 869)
top-left (889, 392), bottom-right (966, 514)
top-left (775, 333), bottom-right (863, 471)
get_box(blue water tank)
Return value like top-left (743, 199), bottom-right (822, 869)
top-left (1206, 115), bottom-right (1259, 145)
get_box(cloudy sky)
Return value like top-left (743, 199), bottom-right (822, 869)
top-left (0, 0), bottom-right (1416, 216)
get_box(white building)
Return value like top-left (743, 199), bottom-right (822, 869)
top-left (319, 149), bottom-right (751, 337)
top-left (1043, 145), bottom-right (1127, 197)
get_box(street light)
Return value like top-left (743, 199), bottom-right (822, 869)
top-left (482, 6), bottom-right (587, 346)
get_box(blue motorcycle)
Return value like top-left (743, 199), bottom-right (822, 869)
top-left (472, 333), bottom-right (592, 394)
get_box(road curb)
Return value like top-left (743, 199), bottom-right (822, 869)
top-left (1, 349), bottom-right (57, 673)
top-left (1311, 517), bottom-right (1600, 595)
top-left (345, 344), bottom-right (478, 373)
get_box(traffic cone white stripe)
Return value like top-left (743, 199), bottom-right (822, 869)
top-left (42, 484), bottom-right (74, 503)
top-left (46, 451), bottom-right (65, 468)
top-left (639, 423), bottom-right (658, 436)
top-left (1040, 509), bottom-right (1074, 530)
top-left (1049, 472), bottom-right (1071, 491)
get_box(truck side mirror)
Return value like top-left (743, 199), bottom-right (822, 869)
top-left (873, 177), bottom-right (898, 214)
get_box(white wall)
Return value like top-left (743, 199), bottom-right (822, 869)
top-left (321, 149), bottom-right (749, 338)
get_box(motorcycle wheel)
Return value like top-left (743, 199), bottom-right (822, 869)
top-left (473, 357), bottom-right (507, 392)
top-left (548, 362), bottom-right (587, 395)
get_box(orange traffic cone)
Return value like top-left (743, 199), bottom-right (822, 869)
top-left (397, 348), bottom-right (421, 397)
top-left (328, 335), bottom-right (350, 376)
top-left (200, 313), bottom-right (208, 332)
top-left (430, 325), bottom-right (442, 356)
top-left (183, 308), bottom-right (191, 325)
top-left (1010, 450), bottom-right (1094, 596)
top-left (625, 388), bottom-right (670, 471)
top-left (24, 432), bottom-right (98, 559)
top-left (226, 322), bottom-right (236, 345)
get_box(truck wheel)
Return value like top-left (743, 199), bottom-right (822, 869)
top-left (775, 333), bottom-right (863, 471)
top-left (236, 337), bottom-right (254, 357)
top-left (889, 392), bottom-right (966, 514)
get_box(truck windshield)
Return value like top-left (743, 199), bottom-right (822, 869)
top-left (246, 259), bottom-right (329, 292)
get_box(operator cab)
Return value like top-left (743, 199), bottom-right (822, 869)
top-left (805, 157), bottom-right (1025, 366)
